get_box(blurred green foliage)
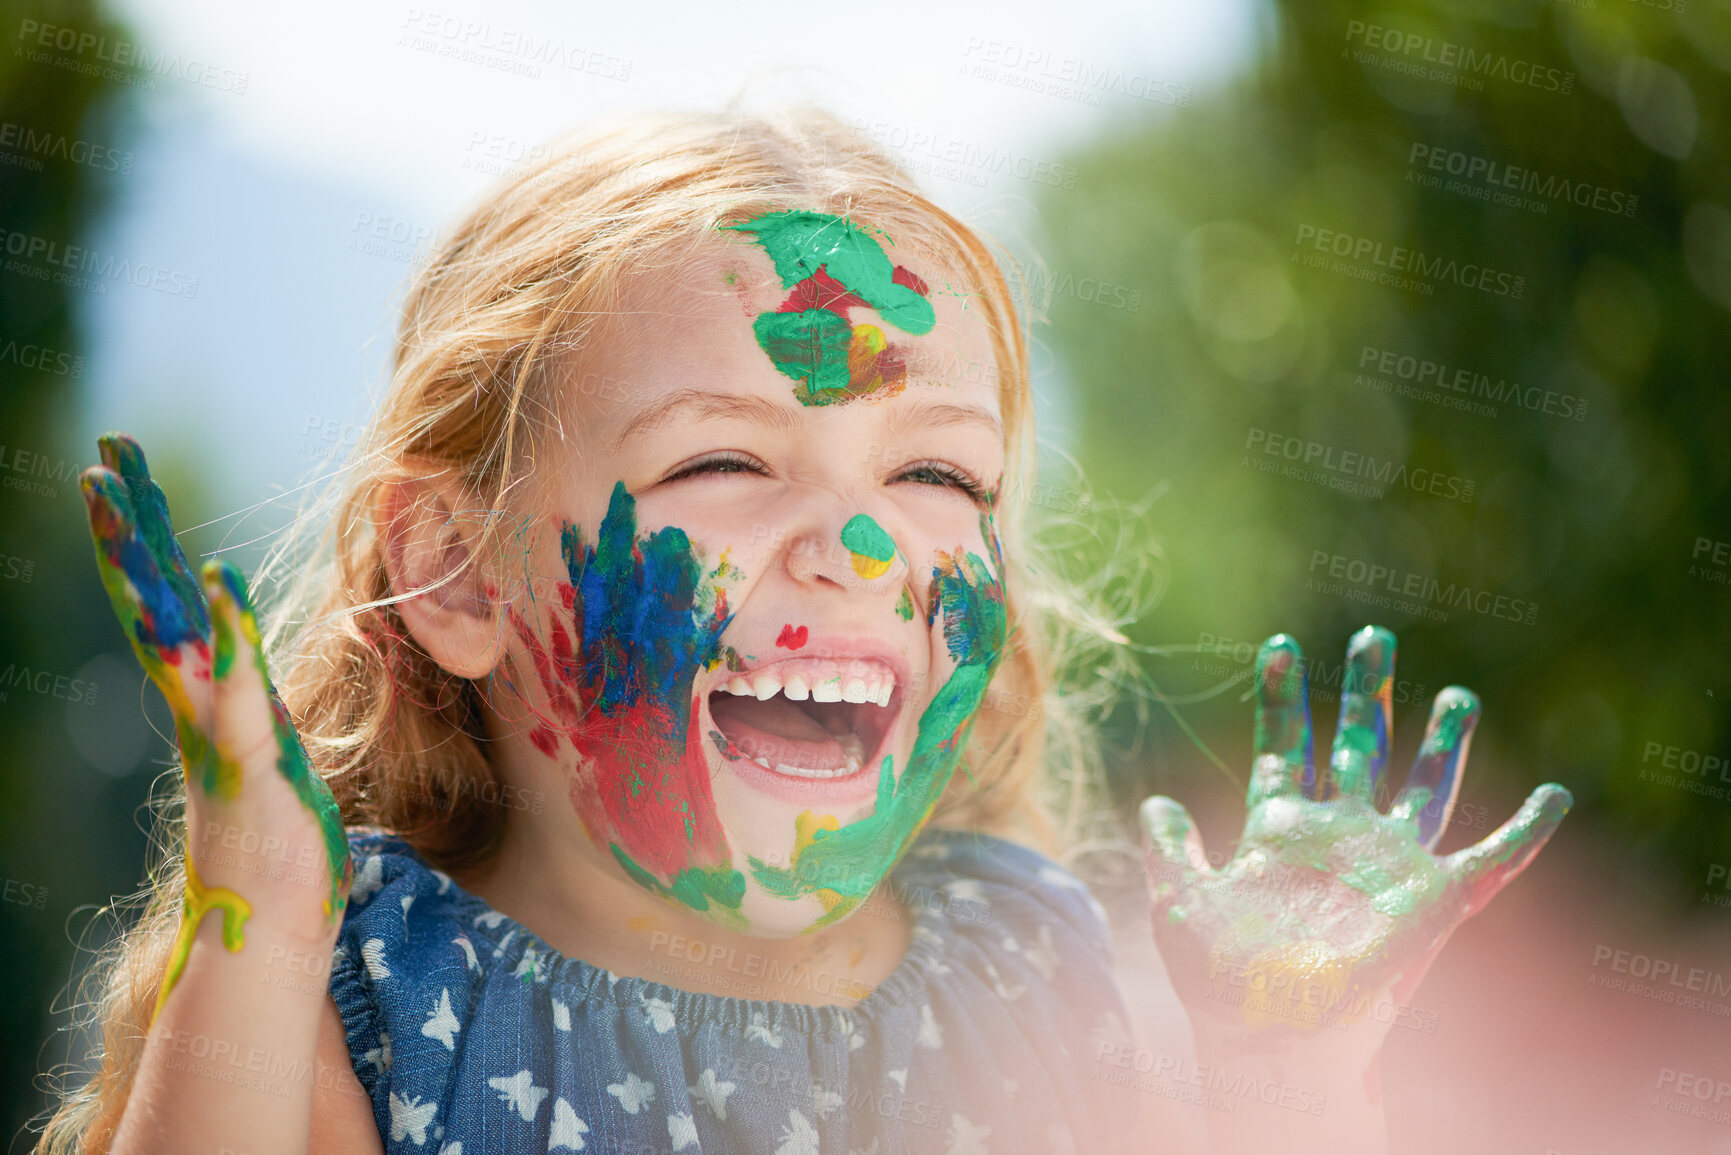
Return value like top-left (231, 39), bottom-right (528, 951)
top-left (0, 0), bottom-right (144, 1147)
top-left (1037, 0), bottom-right (1729, 904)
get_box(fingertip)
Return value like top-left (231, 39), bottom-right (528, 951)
top-left (1428, 686), bottom-right (1482, 734)
top-left (1534, 782), bottom-right (1574, 815)
top-left (1138, 794), bottom-right (1187, 843)
top-left (97, 432), bottom-right (145, 478)
top-left (1347, 624), bottom-right (1397, 667)
top-left (1255, 634), bottom-right (1304, 703)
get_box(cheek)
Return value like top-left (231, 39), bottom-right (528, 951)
top-left (501, 485), bottom-right (752, 922)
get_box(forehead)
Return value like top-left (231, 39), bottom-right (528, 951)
top-left (563, 225), bottom-right (1006, 435)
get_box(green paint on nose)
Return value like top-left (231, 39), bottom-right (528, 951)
top-left (840, 514), bottom-right (896, 563)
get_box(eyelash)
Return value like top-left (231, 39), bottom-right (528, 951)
top-left (661, 453), bottom-right (994, 506)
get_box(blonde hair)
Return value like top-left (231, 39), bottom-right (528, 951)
top-left (34, 105), bottom-right (1125, 1153)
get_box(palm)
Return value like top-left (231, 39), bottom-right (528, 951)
top-left (1141, 628), bottom-right (1570, 1045)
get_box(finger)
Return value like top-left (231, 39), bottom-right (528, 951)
top-left (1139, 796), bottom-right (1211, 871)
top-left (1443, 783), bottom-right (1572, 918)
top-left (1388, 686), bottom-right (1479, 850)
top-left (99, 433), bottom-right (210, 637)
top-left (81, 466), bottom-right (208, 714)
top-left (204, 559), bottom-right (352, 921)
top-left (1324, 625), bottom-right (1396, 804)
top-left (1247, 634), bottom-right (1313, 808)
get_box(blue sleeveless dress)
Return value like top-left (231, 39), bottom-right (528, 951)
top-left (328, 826), bottom-right (1140, 1154)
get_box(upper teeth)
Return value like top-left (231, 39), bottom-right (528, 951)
top-left (722, 666), bottom-right (895, 708)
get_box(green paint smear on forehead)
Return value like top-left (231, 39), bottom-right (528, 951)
top-left (747, 543), bottom-right (1008, 930)
top-left (726, 211), bottom-right (936, 333)
top-left (723, 210), bottom-right (937, 406)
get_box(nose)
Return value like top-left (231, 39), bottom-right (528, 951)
top-left (784, 510), bottom-right (908, 594)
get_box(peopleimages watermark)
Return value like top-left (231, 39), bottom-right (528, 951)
top-left (346, 211), bottom-right (435, 267)
top-left (1093, 1041), bottom-right (1328, 1116)
top-left (0, 443), bottom-right (77, 499)
top-left (14, 19), bottom-right (249, 94)
top-left (1342, 20), bottom-right (1575, 95)
top-left (958, 38), bottom-right (1191, 108)
top-left (1691, 536), bottom-right (1729, 586)
top-left (1205, 960), bottom-right (1443, 1035)
top-left (851, 118), bottom-right (1080, 192)
top-left (1702, 863), bottom-right (1731, 910)
top-left (1293, 224), bottom-right (1525, 299)
top-left (1407, 142), bottom-right (1637, 218)
top-left (397, 9), bottom-right (632, 82)
top-left (1355, 344), bottom-right (1588, 422)
top-left (1637, 739), bottom-right (1731, 803)
top-left (1308, 550), bottom-right (1544, 626)
top-left (3, 876), bottom-right (48, 910)
top-left (1588, 944), bottom-right (1731, 1018)
top-left (1242, 427), bottom-right (1476, 503)
top-left (1651, 1067), bottom-right (1731, 1126)
top-left (0, 335), bottom-right (82, 379)
top-left (1306, 549), bottom-right (1540, 627)
top-left (0, 120), bottom-right (133, 176)
top-left (0, 228), bottom-right (199, 299)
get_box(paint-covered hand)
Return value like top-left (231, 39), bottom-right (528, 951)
top-left (81, 434), bottom-right (351, 1020)
top-left (1139, 626), bottom-right (1570, 1058)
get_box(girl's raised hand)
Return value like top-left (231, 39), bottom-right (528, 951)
top-left (82, 433), bottom-right (352, 1020)
top-left (1138, 626), bottom-right (1570, 1062)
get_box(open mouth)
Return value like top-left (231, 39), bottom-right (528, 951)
top-left (706, 659), bottom-right (899, 780)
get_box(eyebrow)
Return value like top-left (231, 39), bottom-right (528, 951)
top-left (611, 389), bottom-right (804, 451)
top-left (883, 400), bottom-right (1004, 440)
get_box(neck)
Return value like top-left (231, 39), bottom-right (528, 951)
top-left (450, 790), bottom-right (913, 1008)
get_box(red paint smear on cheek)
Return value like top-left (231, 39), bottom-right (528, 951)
top-left (503, 598), bottom-right (731, 881)
top-left (775, 623), bottom-right (808, 649)
top-left (568, 699), bottom-right (730, 878)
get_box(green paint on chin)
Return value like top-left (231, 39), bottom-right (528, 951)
top-left (612, 843), bottom-right (748, 930)
top-left (746, 548), bottom-right (1008, 928)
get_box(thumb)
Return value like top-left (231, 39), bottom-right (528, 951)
top-left (1139, 795), bottom-right (1213, 907)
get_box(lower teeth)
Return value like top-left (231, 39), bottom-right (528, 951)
top-left (742, 731), bottom-right (870, 780)
top-left (751, 751), bottom-right (866, 779)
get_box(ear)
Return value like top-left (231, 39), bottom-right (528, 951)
top-left (376, 473), bottom-right (505, 680)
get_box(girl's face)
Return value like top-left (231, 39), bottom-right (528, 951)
top-left (496, 213), bottom-right (1009, 937)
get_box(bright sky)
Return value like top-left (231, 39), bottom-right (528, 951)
top-left (76, 0), bottom-right (1263, 543)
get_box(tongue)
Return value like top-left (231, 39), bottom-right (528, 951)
top-left (709, 694), bottom-right (854, 771)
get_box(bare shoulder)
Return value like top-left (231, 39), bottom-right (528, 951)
top-left (311, 995), bottom-right (384, 1155)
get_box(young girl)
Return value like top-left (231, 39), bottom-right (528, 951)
top-left (41, 108), bottom-right (1570, 1155)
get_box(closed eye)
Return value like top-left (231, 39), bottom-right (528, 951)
top-left (893, 460), bottom-right (994, 507)
top-left (660, 451), bottom-right (770, 483)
